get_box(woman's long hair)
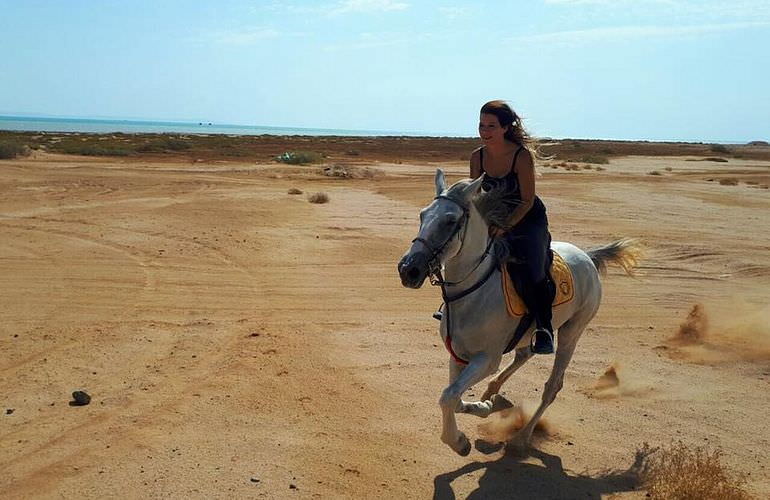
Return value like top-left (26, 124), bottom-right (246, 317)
top-left (480, 100), bottom-right (546, 160)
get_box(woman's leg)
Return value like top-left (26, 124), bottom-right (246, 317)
top-left (505, 217), bottom-right (555, 353)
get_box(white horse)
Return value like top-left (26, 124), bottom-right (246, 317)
top-left (397, 170), bottom-right (640, 456)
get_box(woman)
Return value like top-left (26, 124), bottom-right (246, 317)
top-left (470, 100), bottom-right (555, 354)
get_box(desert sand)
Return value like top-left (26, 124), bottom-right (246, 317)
top-left (1, 139), bottom-right (769, 499)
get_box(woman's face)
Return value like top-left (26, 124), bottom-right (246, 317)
top-left (479, 113), bottom-right (508, 145)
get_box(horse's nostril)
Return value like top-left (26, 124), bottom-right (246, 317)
top-left (407, 267), bottom-right (420, 280)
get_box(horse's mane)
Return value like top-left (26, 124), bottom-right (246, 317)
top-left (471, 182), bottom-right (522, 231)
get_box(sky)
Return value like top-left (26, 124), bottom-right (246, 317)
top-left (1, 0), bottom-right (768, 142)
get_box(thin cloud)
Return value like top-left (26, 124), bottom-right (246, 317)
top-left (323, 31), bottom-right (434, 51)
top-left (544, 0), bottom-right (770, 21)
top-left (328, 0), bottom-right (409, 15)
top-left (208, 27), bottom-right (307, 46)
top-left (438, 6), bottom-right (470, 20)
top-left (514, 21), bottom-right (770, 44)
top-left (268, 0), bottom-right (409, 17)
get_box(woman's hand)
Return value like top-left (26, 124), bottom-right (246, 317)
top-left (489, 224), bottom-right (506, 238)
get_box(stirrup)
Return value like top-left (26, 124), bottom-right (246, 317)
top-left (531, 327), bottom-right (554, 355)
top-left (432, 303), bottom-right (444, 321)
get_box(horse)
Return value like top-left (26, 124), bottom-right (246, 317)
top-left (397, 169), bottom-right (641, 456)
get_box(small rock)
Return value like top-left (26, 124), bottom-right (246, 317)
top-left (289, 483), bottom-right (297, 490)
top-left (5, 408), bottom-right (14, 415)
top-left (250, 478), bottom-right (260, 483)
top-left (567, 441), bottom-right (574, 445)
top-left (71, 391), bottom-right (91, 406)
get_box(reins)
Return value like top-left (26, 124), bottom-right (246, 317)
top-left (413, 193), bottom-right (499, 365)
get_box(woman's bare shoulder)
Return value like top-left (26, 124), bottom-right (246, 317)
top-left (514, 146), bottom-right (534, 171)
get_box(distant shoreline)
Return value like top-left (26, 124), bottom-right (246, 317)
top-left (0, 114), bottom-right (460, 139)
top-left (0, 115), bottom-right (764, 145)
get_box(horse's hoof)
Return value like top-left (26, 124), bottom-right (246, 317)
top-left (455, 433), bottom-right (471, 456)
top-left (491, 394), bottom-right (514, 413)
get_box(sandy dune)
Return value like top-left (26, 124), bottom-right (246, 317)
top-left (1, 151), bottom-right (769, 499)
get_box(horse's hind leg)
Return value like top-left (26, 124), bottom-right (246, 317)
top-left (481, 347), bottom-right (534, 402)
top-left (440, 355), bottom-right (493, 456)
top-left (508, 320), bottom-right (584, 451)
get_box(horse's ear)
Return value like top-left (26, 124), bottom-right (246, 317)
top-left (434, 168), bottom-right (447, 196)
top-left (465, 175), bottom-right (483, 196)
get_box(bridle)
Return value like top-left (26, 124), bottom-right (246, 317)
top-left (411, 194), bottom-right (494, 291)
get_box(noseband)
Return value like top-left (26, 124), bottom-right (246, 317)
top-left (411, 194), bottom-right (494, 288)
top-left (411, 195), bottom-right (470, 282)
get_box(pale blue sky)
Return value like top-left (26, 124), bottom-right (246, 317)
top-left (1, 0), bottom-right (768, 141)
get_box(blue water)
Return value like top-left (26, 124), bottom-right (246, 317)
top-left (0, 115), bottom-right (455, 137)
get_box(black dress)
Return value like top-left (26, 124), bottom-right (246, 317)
top-left (480, 146), bottom-right (555, 333)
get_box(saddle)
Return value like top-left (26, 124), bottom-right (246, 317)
top-left (501, 250), bottom-right (575, 317)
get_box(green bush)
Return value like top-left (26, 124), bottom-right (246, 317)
top-left (0, 141), bottom-right (30, 159)
top-left (59, 144), bottom-right (133, 156)
top-left (137, 137), bottom-right (191, 153)
top-left (275, 151), bottom-right (324, 164)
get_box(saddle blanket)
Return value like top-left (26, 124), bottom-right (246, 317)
top-left (502, 250), bottom-right (575, 317)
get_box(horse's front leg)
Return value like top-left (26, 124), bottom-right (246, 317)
top-left (440, 354), bottom-right (492, 456)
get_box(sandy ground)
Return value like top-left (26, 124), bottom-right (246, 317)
top-left (1, 151), bottom-right (769, 499)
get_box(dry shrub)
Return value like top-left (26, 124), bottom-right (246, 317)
top-left (575, 154), bottom-right (609, 164)
top-left (564, 163), bottom-right (580, 171)
top-left (595, 166), bottom-right (606, 171)
top-left (308, 192), bottom-right (329, 204)
top-left (648, 170), bottom-right (662, 176)
top-left (665, 166), bottom-right (673, 171)
top-left (287, 187), bottom-right (303, 195)
top-left (582, 164), bottom-right (593, 170)
top-left (275, 151), bottom-right (324, 164)
top-left (322, 165), bottom-right (383, 179)
top-left (639, 442), bottom-right (753, 500)
top-left (719, 178), bottom-right (738, 186)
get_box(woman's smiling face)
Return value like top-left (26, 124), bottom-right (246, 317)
top-left (479, 113), bottom-right (508, 145)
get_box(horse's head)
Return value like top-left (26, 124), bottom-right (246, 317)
top-left (398, 169), bottom-right (484, 288)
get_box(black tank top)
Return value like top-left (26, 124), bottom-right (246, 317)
top-left (479, 145), bottom-right (545, 222)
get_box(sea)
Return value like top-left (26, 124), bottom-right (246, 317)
top-left (0, 115), bottom-right (457, 138)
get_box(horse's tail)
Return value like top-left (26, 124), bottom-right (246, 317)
top-left (587, 238), bottom-right (643, 276)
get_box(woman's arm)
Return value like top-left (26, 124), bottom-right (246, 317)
top-left (469, 149), bottom-right (482, 179)
top-left (501, 149), bottom-right (535, 229)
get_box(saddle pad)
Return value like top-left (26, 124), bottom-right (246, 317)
top-left (502, 250), bottom-right (575, 317)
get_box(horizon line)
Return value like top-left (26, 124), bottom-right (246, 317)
top-left (0, 113), bottom-right (764, 145)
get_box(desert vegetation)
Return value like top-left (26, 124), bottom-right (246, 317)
top-left (275, 150), bottom-right (324, 165)
top-left (2, 130), bottom-right (769, 163)
top-left (0, 140), bottom-right (31, 159)
top-left (307, 192), bottom-right (329, 204)
top-left (639, 442), bottom-right (753, 500)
